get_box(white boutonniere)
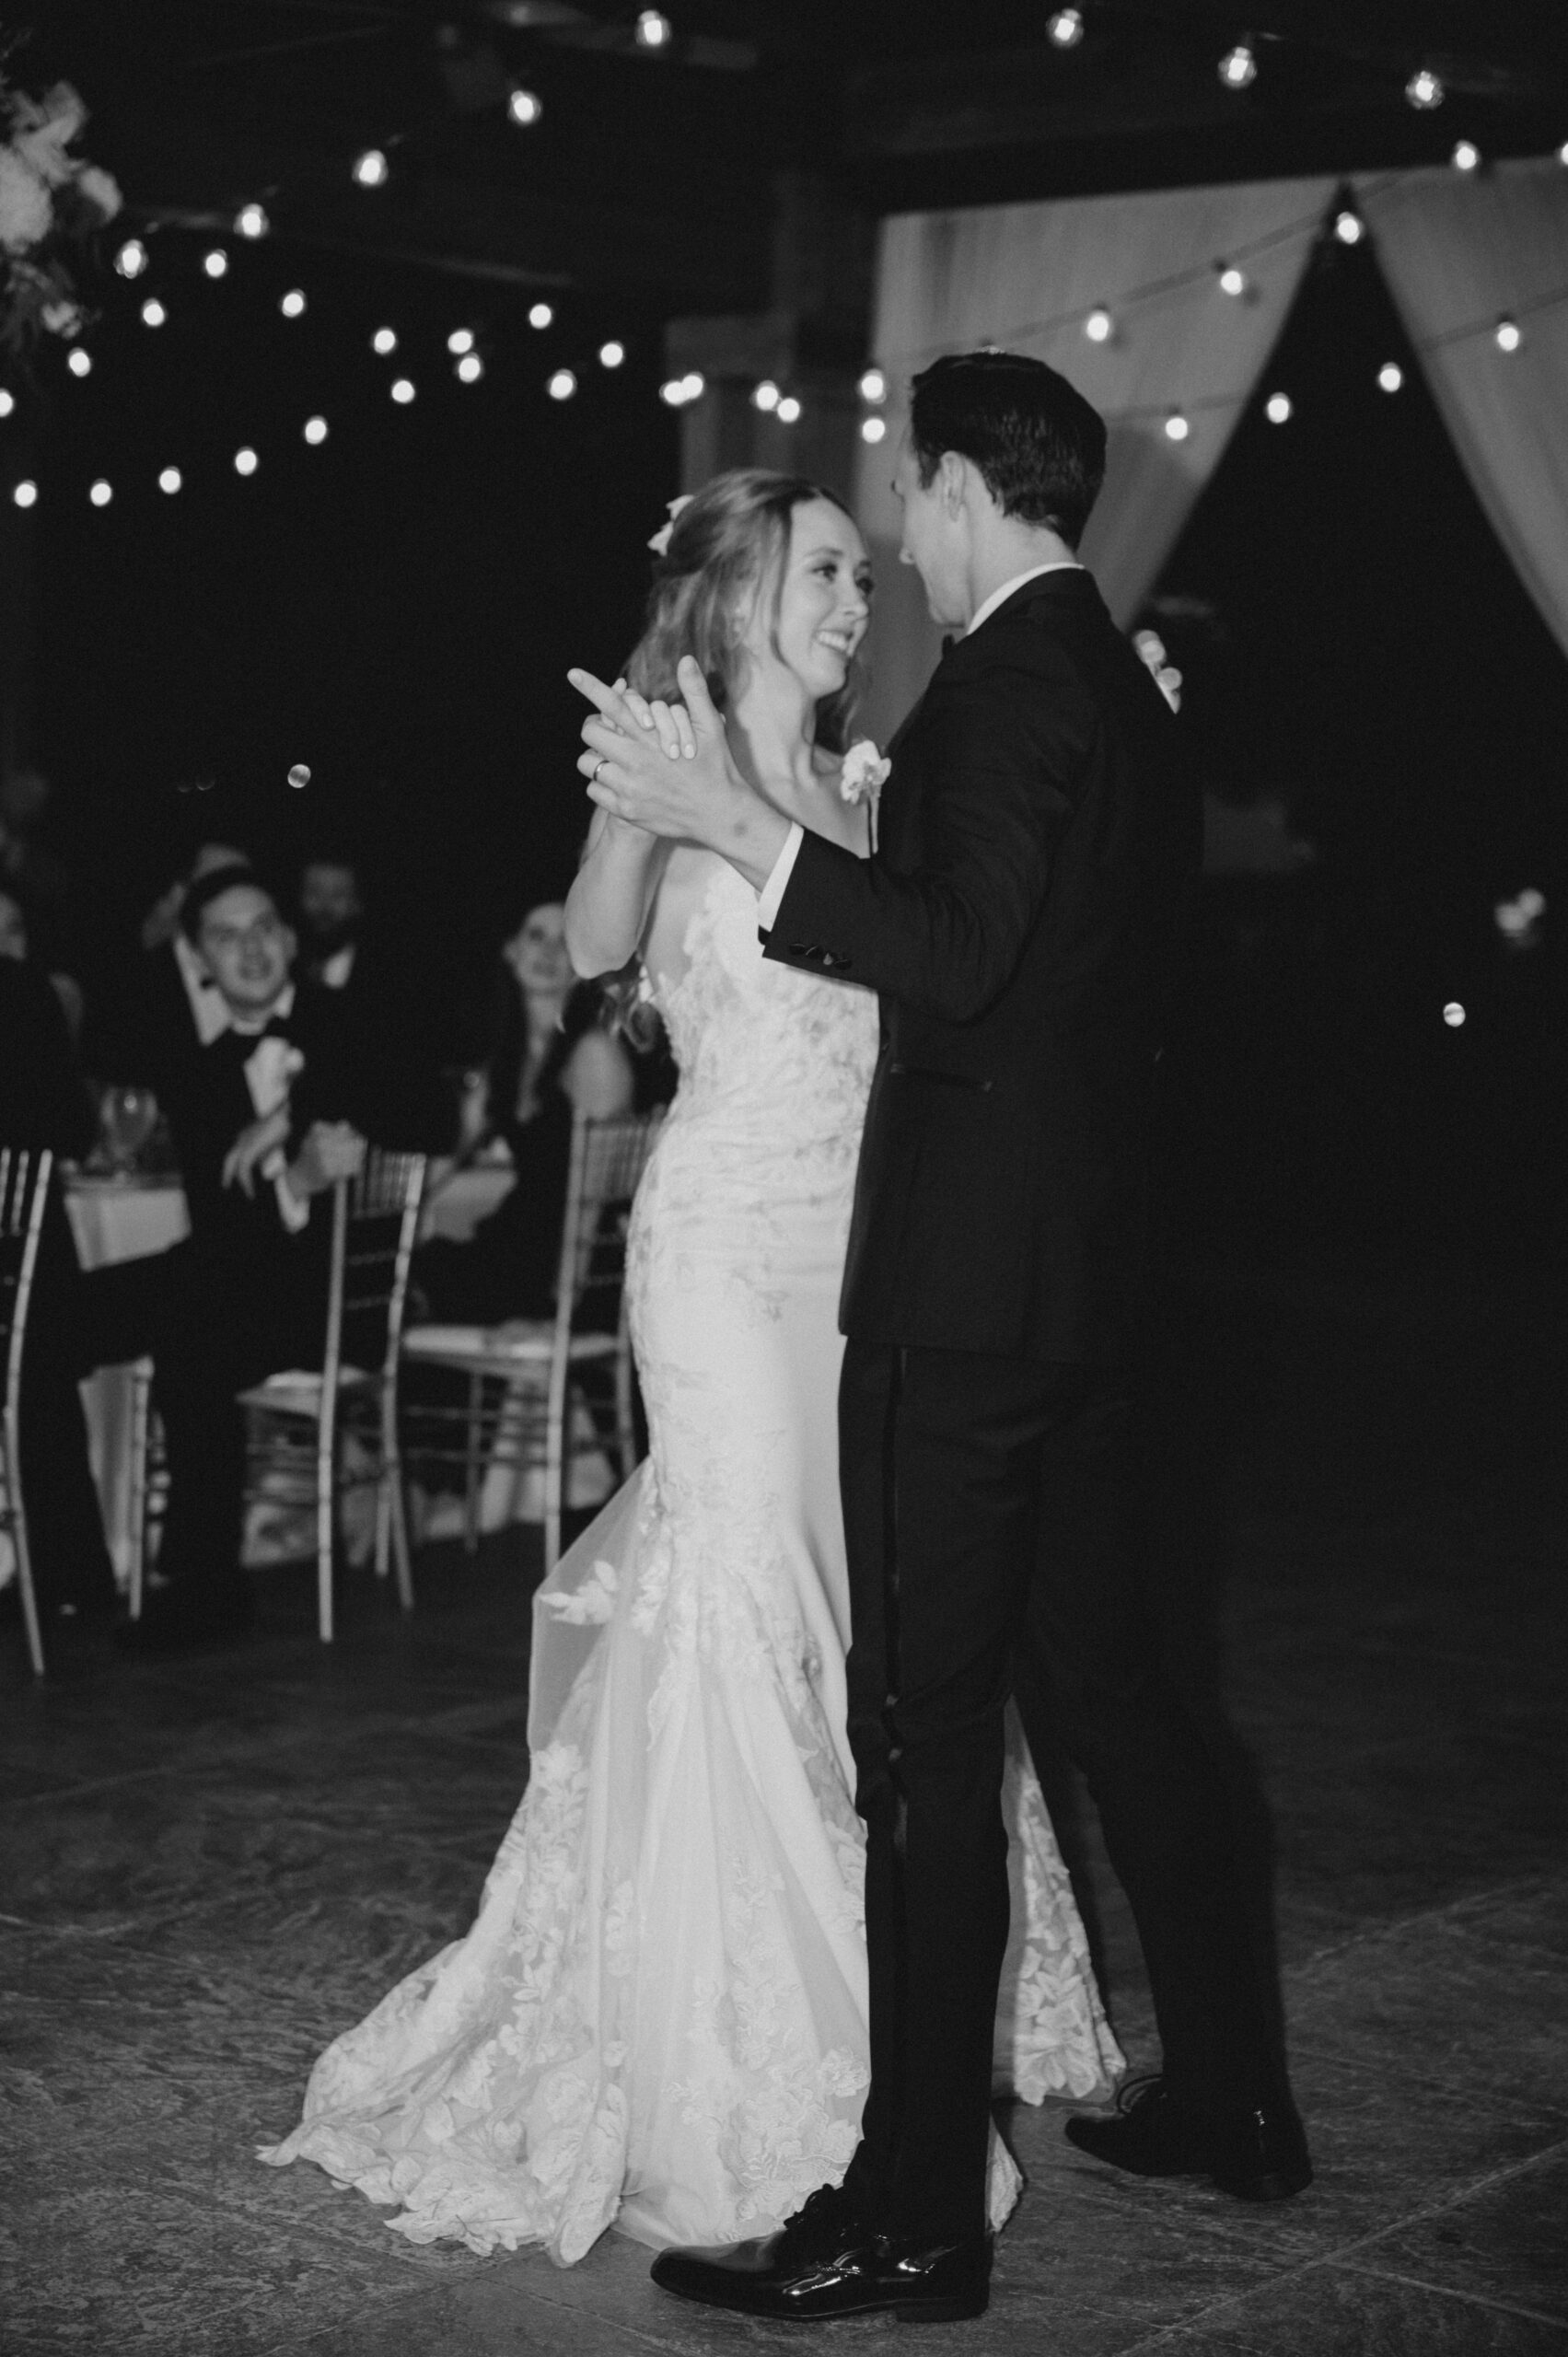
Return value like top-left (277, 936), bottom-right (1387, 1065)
top-left (839, 737), bottom-right (891, 853)
top-left (647, 493), bottom-right (694, 557)
top-left (243, 1037), bottom-right (306, 1120)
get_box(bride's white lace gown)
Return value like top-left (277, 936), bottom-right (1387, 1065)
top-left (260, 855), bottom-right (1122, 2263)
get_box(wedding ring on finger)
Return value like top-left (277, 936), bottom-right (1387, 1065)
top-left (592, 758), bottom-right (611, 785)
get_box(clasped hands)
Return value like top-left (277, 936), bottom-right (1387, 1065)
top-left (569, 656), bottom-right (788, 888)
top-left (224, 1110), bottom-right (365, 1202)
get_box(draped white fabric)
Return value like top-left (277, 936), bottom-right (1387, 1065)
top-left (1354, 160), bottom-right (1568, 663)
top-left (852, 177), bottom-right (1335, 741)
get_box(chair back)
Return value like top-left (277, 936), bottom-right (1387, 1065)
top-left (324, 1149), bottom-right (428, 1398)
top-left (1, 1147), bottom-right (53, 1440)
top-left (553, 1109), bottom-right (664, 1346)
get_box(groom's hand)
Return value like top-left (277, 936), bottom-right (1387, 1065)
top-left (570, 656), bottom-right (790, 892)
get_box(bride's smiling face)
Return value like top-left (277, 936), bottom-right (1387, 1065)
top-left (743, 497), bottom-right (872, 704)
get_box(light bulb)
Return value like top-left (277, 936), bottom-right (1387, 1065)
top-left (1084, 307), bottom-right (1113, 343)
top-left (1452, 139), bottom-right (1481, 170)
top-left (859, 367), bottom-right (887, 403)
top-left (680, 371), bottom-right (704, 401)
top-left (447, 328), bottom-right (474, 354)
top-left (776, 394), bottom-right (801, 424)
top-left (203, 249), bottom-right (228, 279)
top-left (548, 368), bottom-right (577, 401)
top-left (303, 416), bottom-right (328, 445)
top-left (1218, 264), bottom-right (1247, 296)
top-left (1218, 44), bottom-right (1257, 89)
top-left (1494, 318), bottom-right (1521, 352)
top-left (860, 416), bottom-right (887, 444)
top-left (1377, 362), bottom-right (1403, 392)
top-left (279, 288), bottom-right (307, 319)
top-left (1406, 67), bottom-right (1444, 110)
top-left (1265, 390), bottom-right (1293, 424)
top-left (598, 340), bottom-right (625, 367)
top-left (12, 480), bottom-right (38, 507)
top-left (456, 353), bottom-right (483, 383)
top-left (353, 147), bottom-right (389, 188)
top-left (0, 389), bottom-right (14, 417)
top-left (1333, 210), bottom-right (1365, 245)
top-left (659, 377), bottom-right (686, 406)
top-left (635, 10), bottom-right (672, 49)
top-left (287, 764), bottom-right (311, 790)
top-left (1048, 9), bottom-right (1084, 47)
top-left (141, 297), bottom-right (167, 327)
top-left (372, 326), bottom-right (398, 355)
top-left (752, 379), bottom-right (780, 412)
top-left (67, 347), bottom-right (92, 377)
top-left (1164, 411), bottom-right (1190, 442)
top-left (158, 466), bottom-right (181, 493)
top-left (1442, 1001), bottom-right (1466, 1027)
top-left (89, 478), bottom-right (112, 506)
top-left (507, 87), bottom-right (542, 126)
top-left (115, 238), bottom-right (148, 278)
top-left (236, 203), bottom-right (269, 238)
top-left (390, 377), bottom-right (415, 404)
top-left (528, 302), bottom-right (553, 330)
top-left (234, 447), bottom-right (258, 476)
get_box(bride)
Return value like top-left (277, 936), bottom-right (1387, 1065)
top-left (259, 469), bottom-right (1121, 2264)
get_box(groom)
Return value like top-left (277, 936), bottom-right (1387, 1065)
top-left (576, 349), bottom-right (1309, 2324)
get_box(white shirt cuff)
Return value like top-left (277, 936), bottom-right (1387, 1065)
top-left (270, 1155), bottom-right (311, 1236)
top-left (757, 822), bottom-right (805, 931)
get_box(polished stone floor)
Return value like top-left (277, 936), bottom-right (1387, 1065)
top-left (3, 1259), bottom-right (1564, 2355)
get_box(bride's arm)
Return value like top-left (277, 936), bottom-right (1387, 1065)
top-left (564, 805), bottom-right (670, 978)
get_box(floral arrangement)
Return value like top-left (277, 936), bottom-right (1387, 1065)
top-left (839, 737), bottom-right (891, 851)
top-left (0, 65), bottom-right (120, 351)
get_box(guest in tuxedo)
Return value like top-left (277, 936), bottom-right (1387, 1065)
top-left (76, 865), bottom-right (366, 1648)
top-left (111, 837), bottom-right (256, 1087)
top-left (0, 950), bottom-right (119, 1675)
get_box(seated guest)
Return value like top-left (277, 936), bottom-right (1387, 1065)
top-left (414, 901), bottom-right (634, 1324)
top-left (295, 844), bottom-right (456, 1152)
top-left (75, 865), bottom-right (370, 1649)
top-left (123, 836), bottom-right (256, 1075)
top-left (296, 848), bottom-right (366, 993)
top-left (0, 950), bottom-right (119, 1675)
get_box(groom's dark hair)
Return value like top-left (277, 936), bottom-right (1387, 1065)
top-left (909, 350), bottom-right (1106, 547)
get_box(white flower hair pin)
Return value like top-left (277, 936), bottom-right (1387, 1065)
top-left (647, 493), bottom-right (694, 557)
top-left (840, 738), bottom-right (891, 853)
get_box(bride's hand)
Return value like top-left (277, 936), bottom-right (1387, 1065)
top-left (571, 658), bottom-right (789, 888)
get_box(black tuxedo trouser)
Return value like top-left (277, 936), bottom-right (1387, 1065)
top-left (837, 1338), bottom-right (1278, 2245)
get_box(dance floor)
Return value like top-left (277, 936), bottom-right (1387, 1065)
top-left (3, 1258), bottom-right (1563, 2355)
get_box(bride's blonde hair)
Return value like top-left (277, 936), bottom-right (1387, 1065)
top-left (625, 469), bottom-right (863, 754)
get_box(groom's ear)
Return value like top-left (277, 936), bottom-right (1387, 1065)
top-left (938, 449), bottom-right (969, 517)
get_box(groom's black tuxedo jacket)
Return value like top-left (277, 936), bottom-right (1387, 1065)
top-left (764, 567), bottom-right (1199, 1367)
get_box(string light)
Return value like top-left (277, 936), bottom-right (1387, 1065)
top-left (776, 394), bottom-right (802, 424)
top-left (390, 377), bottom-right (415, 403)
top-left (456, 353), bottom-right (484, 382)
top-left (634, 10), bottom-right (672, 49)
top-left (528, 302), bottom-right (553, 330)
top-left (303, 416), bottom-right (329, 444)
top-left (598, 340), bottom-right (625, 367)
top-left (548, 369), bottom-right (577, 401)
top-left (141, 297), bottom-right (168, 327)
top-left (861, 416), bottom-right (887, 444)
top-left (353, 147), bottom-right (389, 188)
top-left (235, 203), bottom-right (269, 238)
top-left (203, 249), bottom-right (228, 279)
top-left (371, 327), bottom-right (398, 355)
top-left (1377, 361), bottom-right (1404, 391)
top-left (287, 764), bottom-right (311, 789)
top-left (752, 379), bottom-right (780, 411)
top-left (1218, 44), bottom-right (1257, 90)
top-left (681, 371), bottom-right (703, 401)
top-left (1217, 264), bottom-right (1248, 296)
top-left (234, 447), bottom-right (258, 476)
top-left (158, 466), bottom-right (181, 493)
top-left (1494, 317), bottom-right (1521, 351)
top-left (1333, 210), bottom-right (1365, 245)
top-left (115, 237), bottom-right (148, 278)
top-left (1560, 140), bottom-right (1568, 165)
top-left (447, 329), bottom-right (474, 354)
top-left (507, 87), bottom-right (543, 126)
top-left (13, 480), bottom-right (38, 507)
top-left (1164, 411), bottom-right (1190, 441)
top-left (1442, 1001), bottom-right (1466, 1027)
top-left (279, 289), bottom-right (307, 318)
top-left (1406, 67), bottom-right (1444, 110)
top-left (859, 367), bottom-right (888, 403)
top-left (0, 389), bottom-right (14, 416)
top-left (67, 347), bottom-right (92, 377)
top-left (1452, 139), bottom-right (1481, 171)
top-left (89, 478), bottom-right (112, 506)
top-left (1084, 307), bottom-right (1113, 342)
top-left (1048, 9), bottom-right (1084, 47)
top-left (1265, 390), bottom-right (1293, 423)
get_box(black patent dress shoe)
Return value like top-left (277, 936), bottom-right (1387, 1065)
top-left (1066, 2075), bottom-right (1312, 2202)
top-left (650, 2182), bottom-right (992, 2322)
